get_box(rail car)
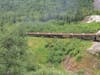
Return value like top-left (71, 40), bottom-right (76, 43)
top-left (27, 32), bottom-right (100, 41)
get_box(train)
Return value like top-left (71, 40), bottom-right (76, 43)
top-left (27, 32), bottom-right (100, 41)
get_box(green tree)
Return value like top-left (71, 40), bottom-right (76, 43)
top-left (0, 25), bottom-right (27, 75)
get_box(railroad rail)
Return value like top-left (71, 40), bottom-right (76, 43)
top-left (27, 32), bottom-right (100, 41)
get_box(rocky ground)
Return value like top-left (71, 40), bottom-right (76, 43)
top-left (63, 53), bottom-right (100, 75)
top-left (88, 42), bottom-right (100, 55)
top-left (63, 31), bottom-right (100, 75)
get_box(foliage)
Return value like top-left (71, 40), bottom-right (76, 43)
top-left (0, 25), bottom-right (28, 75)
top-left (24, 67), bottom-right (74, 75)
top-left (28, 37), bottom-right (91, 65)
top-left (26, 22), bottom-right (100, 33)
top-left (0, 0), bottom-right (93, 25)
top-left (45, 38), bottom-right (91, 64)
top-left (32, 68), bottom-right (72, 75)
top-left (0, 0), bottom-right (100, 75)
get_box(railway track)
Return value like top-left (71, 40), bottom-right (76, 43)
top-left (27, 32), bottom-right (100, 41)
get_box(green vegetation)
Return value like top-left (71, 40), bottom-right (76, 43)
top-left (27, 37), bottom-right (92, 75)
top-left (0, 0), bottom-right (100, 75)
top-left (26, 22), bottom-right (100, 33)
top-left (28, 37), bottom-right (91, 64)
top-left (0, 0), bottom-right (93, 25)
top-left (0, 25), bottom-right (28, 75)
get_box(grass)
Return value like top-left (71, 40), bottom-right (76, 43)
top-left (27, 37), bottom-right (93, 75)
top-left (27, 22), bottom-right (100, 33)
top-left (27, 37), bottom-right (92, 65)
top-left (26, 22), bottom-right (100, 75)
top-left (25, 67), bottom-right (74, 75)
top-left (27, 37), bottom-right (48, 64)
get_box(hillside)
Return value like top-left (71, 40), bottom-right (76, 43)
top-left (0, 0), bottom-right (93, 24)
top-left (0, 0), bottom-right (100, 75)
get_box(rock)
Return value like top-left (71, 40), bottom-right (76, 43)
top-left (96, 30), bottom-right (100, 41)
top-left (96, 30), bottom-right (100, 35)
top-left (88, 31), bottom-right (100, 55)
top-left (87, 42), bottom-right (100, 55)
top-left (83, 15), bottom-right (100, 23)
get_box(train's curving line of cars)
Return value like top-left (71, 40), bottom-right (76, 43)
top-left (27, 32), bottom-right (100, 41)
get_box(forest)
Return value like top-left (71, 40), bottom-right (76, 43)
top-left (0, 0), bottom-right (100, 75)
